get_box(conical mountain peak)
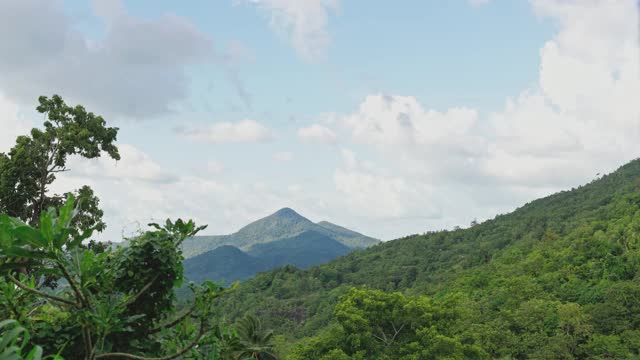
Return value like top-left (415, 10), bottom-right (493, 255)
top-left (272, 207), bottom-right (304, 219)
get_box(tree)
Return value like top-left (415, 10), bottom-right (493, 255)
top-left (0, 195), bottom-right (228, 360)
top-left (235, 314), bottom-right (278, 360)
top-left (0, 94), bottom-right (119, 233)
top-left (290, 288), bottom-right (485, 359)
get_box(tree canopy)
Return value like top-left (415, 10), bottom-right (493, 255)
top-left (0, 94), bottom-right (119, 233)
top-left (214, 159), bottom-right (640, 359)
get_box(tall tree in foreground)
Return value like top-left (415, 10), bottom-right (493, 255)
top-left (0, 94), bottom-right (119, 233)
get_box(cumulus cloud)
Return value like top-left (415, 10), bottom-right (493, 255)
top-left (58, 167), bottom-right (327, 242)
top-left (7, 0), bottom-right (638, 242)
top-left (297, 124), bottom-right (338, 144)
top-left (242, 0), bottom-right (339, 60)
top-left (323, 0), bottom-right (640, 232)
top-left (175, 120), bottom-right (273, 143)
top-left (334, 149), bottom-right (441, 219)
top-left (66, 144), bottom-right (178, 184)
top-left (52, 145), bottom-right (297, 241)
top-left (487, 0), bottom-right (640, 184)
top-left (0, 0), bottom-right (213, 119)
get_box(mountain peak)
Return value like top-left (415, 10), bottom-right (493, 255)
top-left (182, 207), bottom-right (379, 257)
top-left (273, 207), bottom-right (302, 218)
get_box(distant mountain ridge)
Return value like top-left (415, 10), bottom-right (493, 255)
top-left (181, 208), bottom-right (379, 259)
top-left (183, 230), bottom-right (353, 285)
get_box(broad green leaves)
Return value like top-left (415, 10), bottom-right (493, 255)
top-left (0, 319), bottom-right (61, 360)
top-left (0, 195), bottom-right (225, 359)
top-left (0, 195), bottom-right (96, 274)
top-left (12, 227), bottom-right (47, 249)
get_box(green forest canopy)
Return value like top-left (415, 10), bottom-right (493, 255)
top-left (214, 158), bottom-right (640, 359)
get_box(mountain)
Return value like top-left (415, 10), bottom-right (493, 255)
top-left (181, 245), bottom-right (261, 285)
top-left (248, 230), bottom-right (352, 269)
top-left (183, 230), bottom-right (353, 285)
top-left (181, 208), bottom-right (378, 258)
top-left (213, 159), bottom-right (640, 358)
top-left (315, 220), bottom-right (379, 249)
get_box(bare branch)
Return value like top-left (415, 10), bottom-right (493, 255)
top-left (121, 274), bottom-right (160, 308)
top-left (390, 322), bottom-right (405, 344)
top-left (49, 167), bottom-right (70, 174)
top-left (57, 263), bottom-right (90, 307)
top-left (7, 273), bottom-right (77, 307)
top-left (150, 305), bottom-right (196, 334)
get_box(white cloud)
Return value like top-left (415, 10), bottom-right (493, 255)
top-left (176, 120), bottom-right (273, 143)
top-left (0, 94), bottom-right (30, 153)
top-left (333, 149), bottom-right (441, 219)
top-left (322, 0), bottom-right (640, 235)
top-left (66, 144), bottom-right (177, 184)
top-left (0, 0), bottom-right (213, 119)
top-left (8, 0), bottom-right (638, 243)
top-left (273, 151), bottom-right (294, 161)
top-left (242, 0), bottom-right (339, 60)
top-left (486, 0), bottom-right (640, 184)
top-left (53, 145), bottom-right (295, 241)
top-left (297, 124), bottom-right (338, 144)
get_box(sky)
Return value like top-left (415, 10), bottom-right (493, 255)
top-left (0, 0), bottom-right (639, 242)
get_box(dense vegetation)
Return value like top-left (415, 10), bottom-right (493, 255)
top-left (0, 96), bottom-right (280, 360)
top-left (181, 208), bottom-right (379, 258)
top-left (215, 159), bottom-right (640, 358)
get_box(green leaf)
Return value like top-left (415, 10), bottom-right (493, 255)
top-left (26, 346), bottom-right (43, 360)
top-left (0, 226), bottom-right (12, 250)
top-left (0, 326), bottom-right (27, 352)
top-left (3, 247), bottom-right (51, 260)
top-left (0, 319), bottom-right (18, 330)
top-left (54, 228), bottom-right (70, 249)
top-left (0, 214), bottom-right (24, 248)
top-left (57, 194), bottom-right (75, 228)
top-left (40, 212), bottom-right (54, 244)
top-left (68, 228), bottom-right (94, 249)
top-left (11, 226), bottom-right (47, 248)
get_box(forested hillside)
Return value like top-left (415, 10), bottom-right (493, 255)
top-left (214, 159), bottom-right (640, 359)
top-left (183, 230), bottom-right (351, 285)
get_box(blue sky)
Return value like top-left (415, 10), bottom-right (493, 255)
top-left (0, 0), bottom-right (638, 241)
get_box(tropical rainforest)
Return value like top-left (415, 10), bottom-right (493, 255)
top-left (2, 96), bottom-right (640, 360)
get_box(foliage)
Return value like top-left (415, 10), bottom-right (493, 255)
top-left (214, 159), bottom-right (640, 359)
top-left (235, 314), bottom-right (277, 360)
top-left (0, 94), bottom-right (119, 233)
top-left (288, 288), bottom-right (484, 359)
top-left (0, 320), bottom-right (62, 360)
top-left (0, 195), bottom-right (228, 359)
